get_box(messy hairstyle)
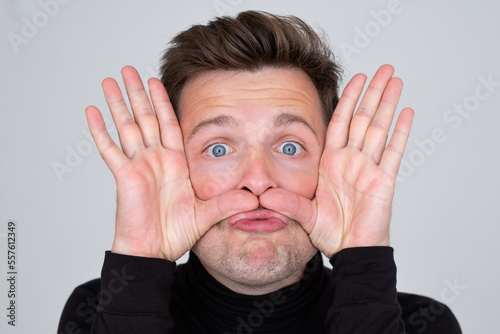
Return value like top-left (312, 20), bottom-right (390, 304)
top-left (160, 10), bottom-right (342, 124)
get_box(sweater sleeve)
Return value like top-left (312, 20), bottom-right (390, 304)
top-left (90, 251), bottom-right (176, 334)
top-left (325, 247), bottom-right (405, 333)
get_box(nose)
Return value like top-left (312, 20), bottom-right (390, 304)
top-left (236, 149), bottom-right (277, 197)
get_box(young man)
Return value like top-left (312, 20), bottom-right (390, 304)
top-left (59, 11), bottom-right (461, 333)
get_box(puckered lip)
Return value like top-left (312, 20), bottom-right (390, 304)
top-left (227, 209), bottom-right (289, 226)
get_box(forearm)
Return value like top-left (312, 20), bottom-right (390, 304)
top-left (91, 251), bottom-right (176, 334)
top-left (325, 247), bottom-right (405, 334)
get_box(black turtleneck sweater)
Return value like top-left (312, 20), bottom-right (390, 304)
top-left (58, 247), bottom-right (461, 333)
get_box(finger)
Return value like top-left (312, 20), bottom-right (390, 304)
top-left (196, 189), bottom-right (260, 232)
top-left (361, 77), bottom-right (403, 163)
top-left (325, 73), bottom-right (366, 150)
top-left (121, 66), bottom-right (161, 147)
top-left (85, 106), bottom-right (129, 172)
top-left (347, 65), bottom-right (395, 149)
top-left (258, 188), bottom-right (317, 234)
top-left (148, 78), bottom-right (185, 152)
top-left (102, 77), bottom-right (144, 157)
top-left (379, 107), bottom-right (414, 176)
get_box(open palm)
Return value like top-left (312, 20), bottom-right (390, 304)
top-left (261, 65), bottom-right (414, 257)
top-left (86, 66), bottom-right (258, 261)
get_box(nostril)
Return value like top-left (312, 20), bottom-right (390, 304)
top-left (242, 186), bottom-right (273, 191)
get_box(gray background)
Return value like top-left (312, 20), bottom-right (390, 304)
top-left (1, 0), bottom-right (499, 332)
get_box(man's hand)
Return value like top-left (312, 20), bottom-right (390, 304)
top-left (86, 66), bottom-right (258, 261)
top-left (260, 65), bottom-right (414, 258)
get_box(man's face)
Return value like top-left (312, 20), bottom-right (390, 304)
top-left (179, 68), bottom-right (327, 294)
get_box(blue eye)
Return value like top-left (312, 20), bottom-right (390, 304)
top-left (278, 142), bottom-right (303, 156)
top-left (206, 143), bottom-right (231, 157)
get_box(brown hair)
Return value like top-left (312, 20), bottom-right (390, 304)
top-left (159, 10), bottom-right (342, 124)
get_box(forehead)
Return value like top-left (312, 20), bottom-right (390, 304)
top-left (177, 68), bottom-right (325, 133)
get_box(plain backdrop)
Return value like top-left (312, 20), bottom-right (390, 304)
top-left (1, 0), bottom-right (499, 333)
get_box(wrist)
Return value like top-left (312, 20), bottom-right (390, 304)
top-left (111, 237), bottom-right (164, 259)
top-left (321, 237), bottom-right (390, 258)
top-left (344, 237), bottom-right (390, 249)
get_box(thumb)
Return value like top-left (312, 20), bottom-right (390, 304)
top-left (259, 188), bottom-right (317, 234)
top-left (195, 190), bottom-right (260, 233)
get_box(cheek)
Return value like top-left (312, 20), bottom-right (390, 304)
top-left (274, 153), bottom-right (322, 199)
top-left (278, 168), bottom-right (318, 199)
top-left (188, 163), bottom-right (237, 200)
top-left (186, 148), bottom-right (323, 200)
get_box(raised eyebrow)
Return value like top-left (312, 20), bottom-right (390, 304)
top-left (186, 115), bottom-right (241, 143)
top-left (272, 113), bottom-right (317, 136)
